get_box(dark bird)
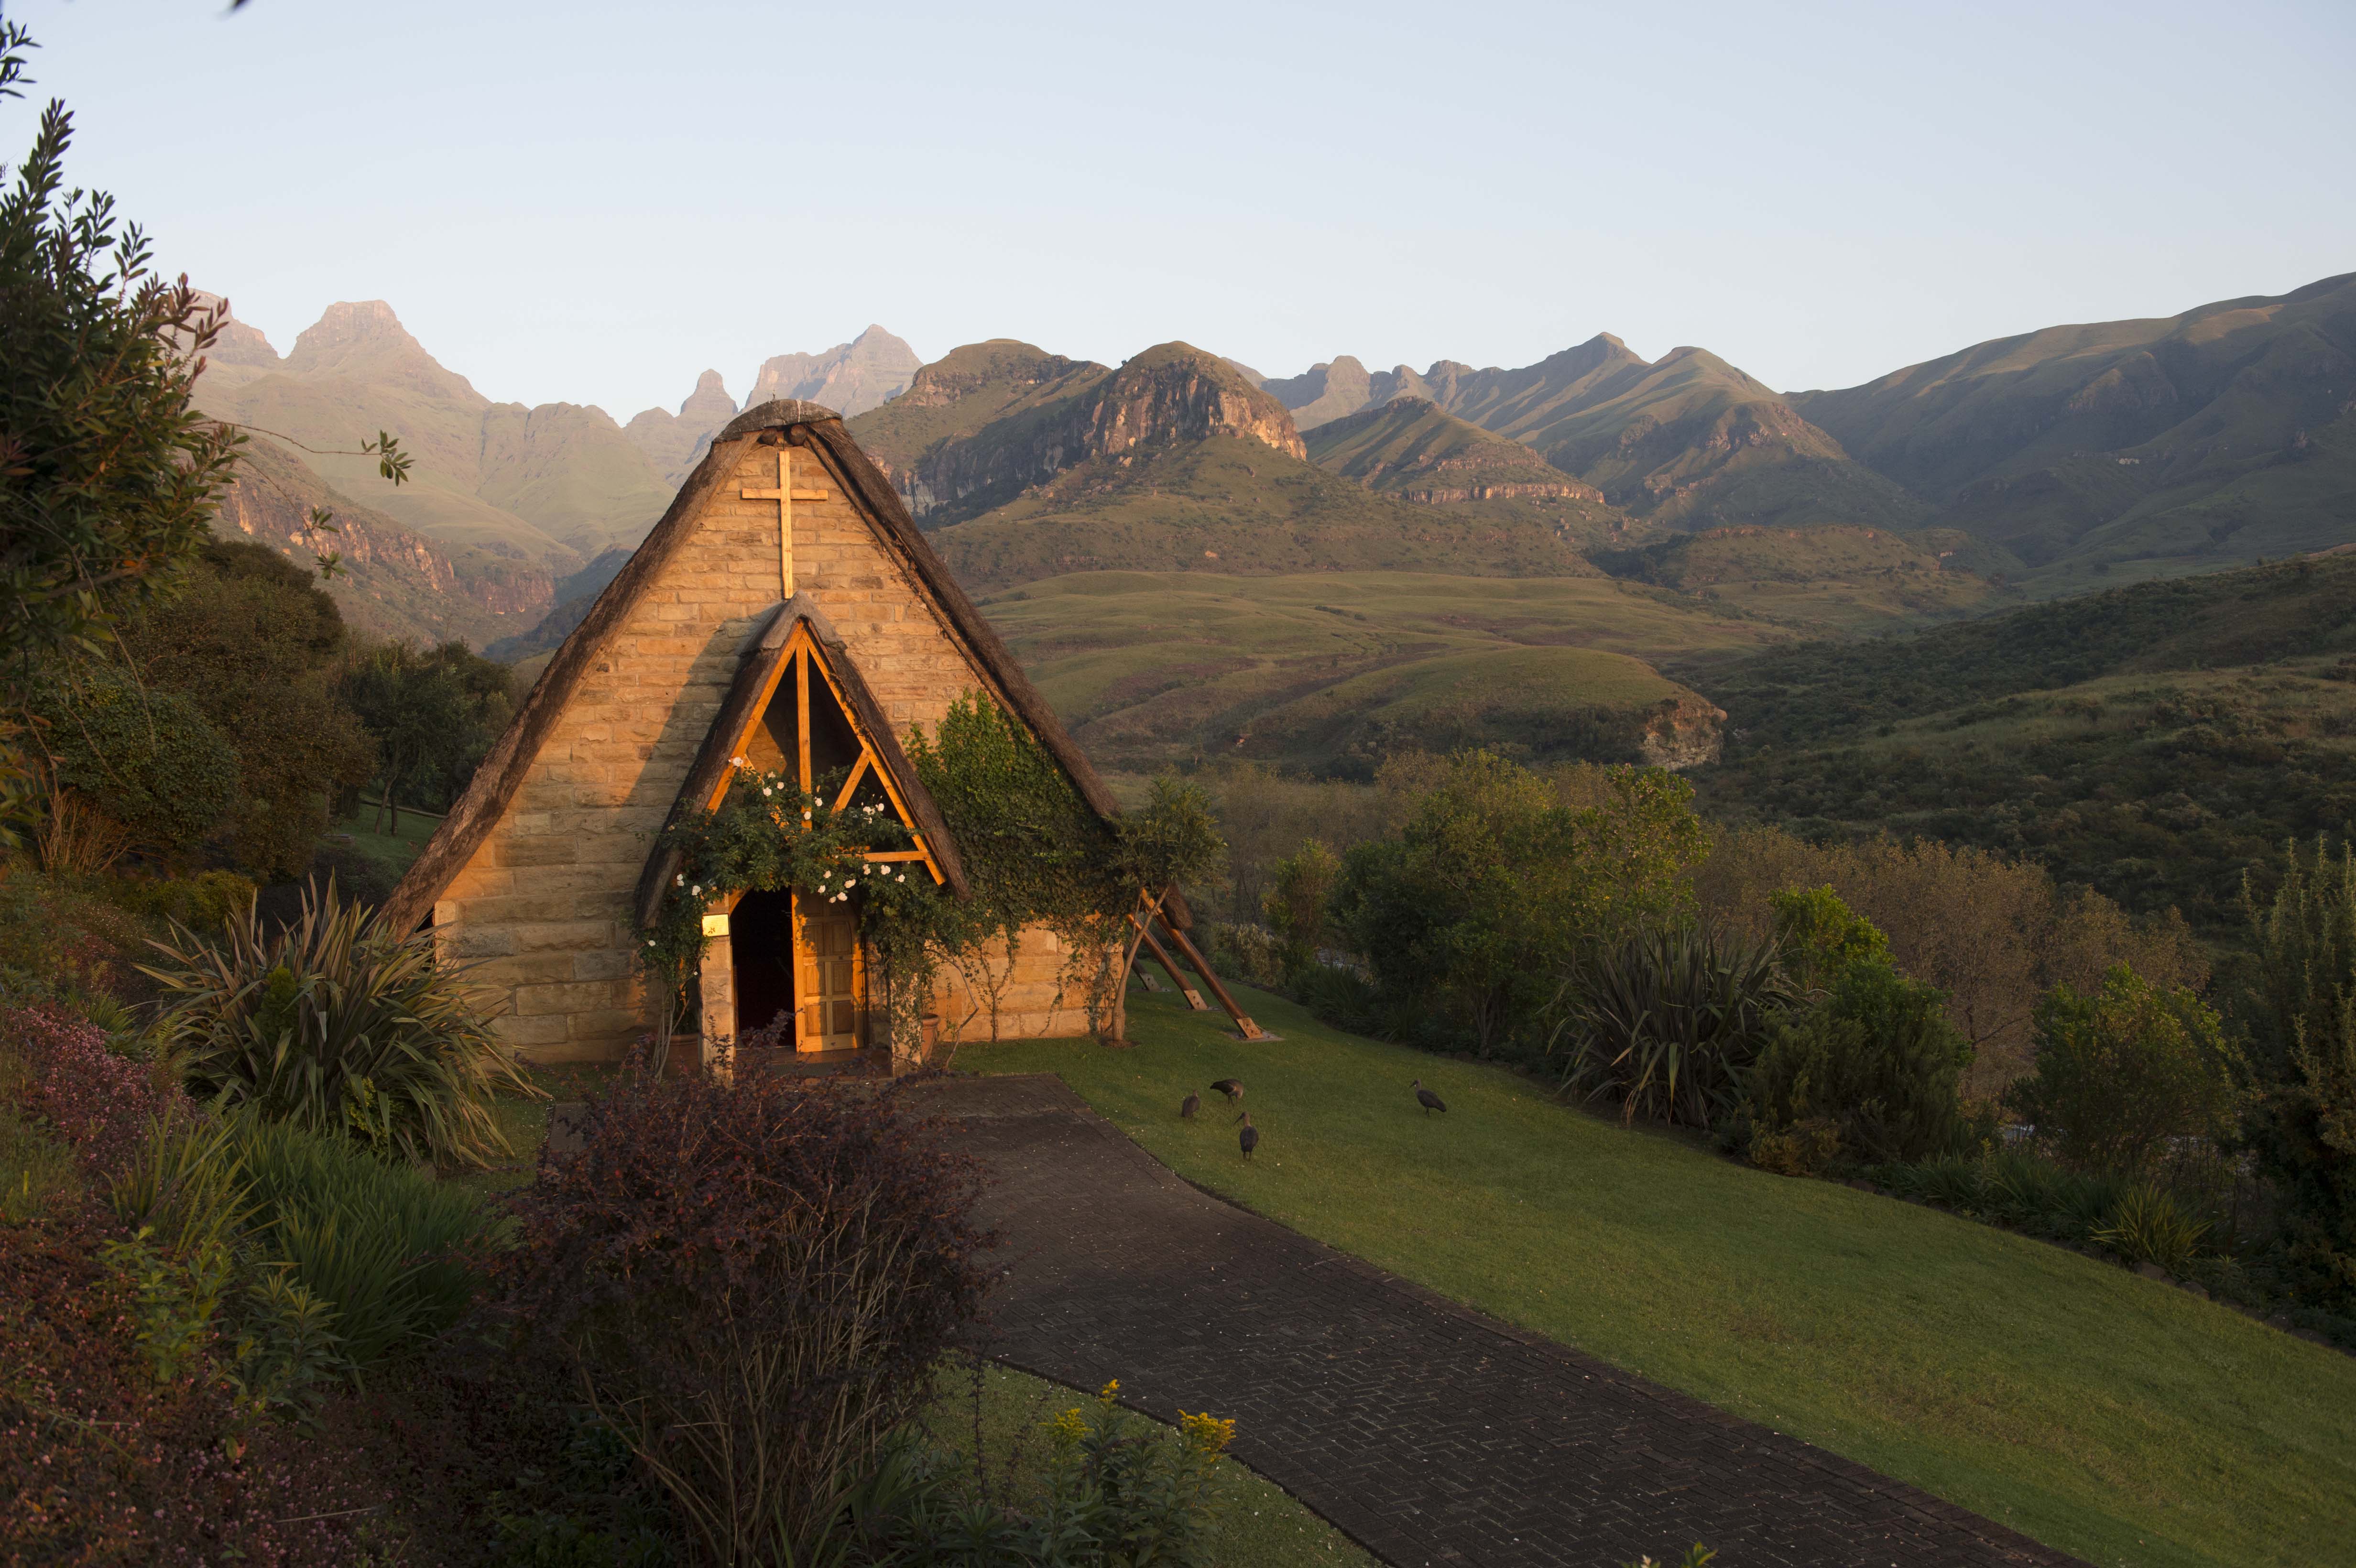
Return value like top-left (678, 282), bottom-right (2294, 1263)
top-left (1211, 1078), bottom-right (1243, 1104)
top-left (1238, 1112), bottom-right (1259, 1161)
top-left (1180, 1090), bottom-right (1200, 1121)
top-left (1413, 1079), bottom-right (1447, 1116)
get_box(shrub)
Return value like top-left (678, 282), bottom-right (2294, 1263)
top-left (1550, 925), bottom-right (1796, 1129)
top-left (1261, 838), bottom-right (1340, 978)
top-left (1743, 959), bottom-right (1976, 1169)
top-left (1339, 753), bottom-right (1709, 1057)
top-left (2007, 965), bottom-right (2240, 1176)
top-left (232, 1115), bottom-right (491, 1370)
top-left (864, 1376), bottom-right (1239, 1567)
top-left (1200, 920), bottom-right (1286, 991)
top-left (142, 880), bottom-right (529, 1168)
top-left (103, 868), bottom-right (259, 932)
top-left (2093, 1184), bottom-right (2212, 1275)
top-left (1768, 885), bottom-right (1888, 991)
top-left (28, 663), bottom-right (241, 860)
top-left (2232, 838), bottom-right (2356, 1307)
top-left (499, 1066), bottom-right (991, 1566)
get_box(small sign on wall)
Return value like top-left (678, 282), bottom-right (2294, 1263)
top-left (702, 913), bottom-right (731, 936)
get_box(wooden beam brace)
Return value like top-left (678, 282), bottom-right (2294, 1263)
top-left (1130, 957), bottom-right (1164, 993)
top-left (1161, 920), bottom-right (1266, 1040)
top-left (1129, 915), bottom-right (1205, 1009)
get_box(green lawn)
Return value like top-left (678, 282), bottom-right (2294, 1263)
top-left (917, 1359), bottom-right (1374, 1568)
top-left (960, 987), bottom-right (2356, 1568)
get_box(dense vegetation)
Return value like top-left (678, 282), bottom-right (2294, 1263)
top-left (1685, 555), bottom-right (2356, 933)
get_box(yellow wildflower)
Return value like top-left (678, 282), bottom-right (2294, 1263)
top-left (1178, 1410), bottom-right (1236, 1454)
top-left (1047, 1406), bottom-right (1088, 1445)
top-left (1097, 1378), bottom-right (1120, 1403)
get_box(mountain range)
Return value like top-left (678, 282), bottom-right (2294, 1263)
top-left (194, 272), bottom-right (2355, 774)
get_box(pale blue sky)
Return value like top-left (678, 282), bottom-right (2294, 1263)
top-left (15, 0), bottom-right (2353, 419)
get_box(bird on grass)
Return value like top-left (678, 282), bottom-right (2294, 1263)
top-left (1211, 1078), bottom-right (1243, 1105)
top-left (1180, 1090), bottom-right (1200, 1121)
top-left (1238, 1112), bottom-right (1259, 1161)
top-left (1413, 1079), bottom-right (1447, 1116)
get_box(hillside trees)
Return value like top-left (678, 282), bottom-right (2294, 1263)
top-left (340, 639), bottom-right (512, 831)
top-left (1333, 753), bottom-right (1709, 1056)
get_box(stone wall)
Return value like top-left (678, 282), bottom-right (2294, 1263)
top-left (431, 434), bottom-right (1095, 1061)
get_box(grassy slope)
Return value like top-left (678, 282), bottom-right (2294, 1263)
top-left (960, 989), bottom-right (2356, 1568)
top-left (1594, 523), bottom-right (2024, 634)
top-left (976, 570), bottom-right (1778, 771)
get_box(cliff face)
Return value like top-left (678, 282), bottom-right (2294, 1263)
top-left (213, 442), bottom-right (555, 646)
top-left (624, 369), bottom-right (738, 484)
top-left (853, 340), bottom-right (1305, 527)
top-left (1304, 398), bottom-right (1604, 504)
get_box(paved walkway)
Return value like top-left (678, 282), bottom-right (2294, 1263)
top-left (920, 1074), bottom-right (2087, 1568)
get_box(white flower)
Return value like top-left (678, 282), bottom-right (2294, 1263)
top-left (675, 873), bottom-right (684, 886)
top-left (690, 884), bottom-right (701, 895)
top-left (731, 756), bottom-right (746, 768)
top-left (762, 787), bottom-right (773, 797)
top-left (843, 878), bottom-right (856, 889)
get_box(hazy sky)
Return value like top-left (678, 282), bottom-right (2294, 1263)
top-left (15, 0), bottom-right (2353, 419)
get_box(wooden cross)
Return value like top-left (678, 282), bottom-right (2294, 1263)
top-left (742, 448), bottom-right (830, 596)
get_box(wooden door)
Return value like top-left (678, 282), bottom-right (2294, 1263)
top-left (793, 893), bottom-right (866, 1052)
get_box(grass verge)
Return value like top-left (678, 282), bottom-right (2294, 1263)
top-left (958, 987), bottom-right (2356, 1568)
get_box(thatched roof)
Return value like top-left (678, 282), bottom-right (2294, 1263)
top-left (380, 400), bottom-right (1128, 934)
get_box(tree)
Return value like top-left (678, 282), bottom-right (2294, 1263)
top-left (0, 20), bottom-right (240, 835)
top-left (2231, 839), bottom-right (2356, 1306)
top-left (120, 540), bottom-right (374, 879)
top-left (2008, 965), bottom-right (2240, 1177)
top-left (27, 662), bottom-right (239, 861)
top-left (1337, 752), bottom-right (1708, 1056)
top-left (1263, 838), bottom-right (1341, 977)
top-left (340, 641), bottom-right (509, 833)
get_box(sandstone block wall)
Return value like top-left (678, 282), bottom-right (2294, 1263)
top-left (432, 436), bottom-right (1095, 1062)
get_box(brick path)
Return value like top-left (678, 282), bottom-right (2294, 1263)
top-left (921, 1074), bottom-right (2087, 1568)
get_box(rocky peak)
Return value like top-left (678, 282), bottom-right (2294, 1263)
top-left (897, 339), bottom-right (1099, 410)
top-left (681, 369), bottom-right (737, 422)
top-left (1263, 356), bottom-right (1374, 430)
top-left (750, 325), bottom-right (921, 417)
top-left (282, 300), bottom-right (485, 406)
top-left (1085, 342), bottom-right (1305, 461)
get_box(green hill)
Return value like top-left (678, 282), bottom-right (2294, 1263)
top-left (1683, 553), bottom-right (2356, 932)
top-left (977, 569), bottom-right (1779, 773)
top-left (1302, 397), bottom-right (1632, 549)
top-left (1592, 523), bottom-right (2021, 633)
top-left (1791, 272), bottom-right (2356, 586)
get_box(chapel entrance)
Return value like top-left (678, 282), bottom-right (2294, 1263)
top-left (729, 888), bottom-right (797, 1043)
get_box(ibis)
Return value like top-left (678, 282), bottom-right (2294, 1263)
top-left (1211, 1078), bottom-right (1243, 1104)
top-left (1413, 1079), bottom-right (1447, 1115)
top-left (1238, 1112), bottom-right (1259, 1161)
top-left (1180, 1090), bottom-right (1200, 1121)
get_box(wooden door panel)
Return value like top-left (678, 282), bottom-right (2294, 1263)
top-left (791, 893), bottom-right (867, 1052)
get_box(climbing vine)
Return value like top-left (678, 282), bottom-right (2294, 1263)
top-left (639, 694), bottom-right (1226, 1058)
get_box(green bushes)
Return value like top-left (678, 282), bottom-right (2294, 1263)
top-left (866, 1378), bottom-right (1240, 1566)
top-left (1261, 839), bottom-right (1340, 979)
top-left (1337, 753), bottom-right (1709, 1056)
top-left (1550, 925), bottom-right (1794, 1129)
top-left (109, 1111), bottom-right (494, 1389)
top-left (2006, 965), bottom-right (2240, 1176)
top-left (142, 881), bottom-right (529, 1168)
top-left (1743, 959), bottom-right (1977, 1172)
top-left (28, 664), bottom-right (240, 860)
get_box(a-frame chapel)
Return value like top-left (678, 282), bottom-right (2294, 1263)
top-left (381, 401), bottom-right (1233, 1067)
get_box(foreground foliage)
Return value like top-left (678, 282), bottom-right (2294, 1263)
top-left (142, 881), bottom-right (528, 1168)
top-left (498, 1063), bottom-right (993, 1565)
